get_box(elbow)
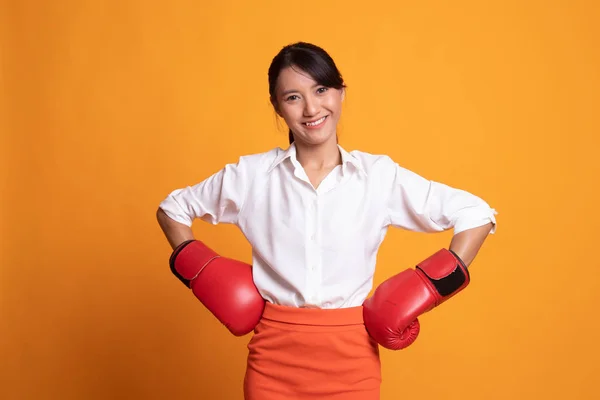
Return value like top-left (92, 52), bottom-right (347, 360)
top-left (156, 207), bottom-right (171, 228)
top-left (156, 207), bottom-right (165, 222)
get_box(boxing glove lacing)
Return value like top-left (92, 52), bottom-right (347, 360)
top-left (190, 255), bottom-right (222, 282)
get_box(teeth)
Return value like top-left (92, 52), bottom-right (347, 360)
top-left (305, 116), bottom-right (326, 126)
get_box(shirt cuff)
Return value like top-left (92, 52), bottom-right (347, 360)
top-left (453, 208), bottom-right (498, 235)
top-left (158, 199), bottom-right (193, 227)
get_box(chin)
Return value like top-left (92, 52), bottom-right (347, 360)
top-left (295, 128), bottom-right (336, 144)
top-left (301, 135), bottom-right (335, 146)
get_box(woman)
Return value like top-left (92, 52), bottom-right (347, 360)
top-left (157, 42), bottom-right (497, 399)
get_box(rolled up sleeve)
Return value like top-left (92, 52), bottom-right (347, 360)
top-left (386, 159), bottom-right (497, 235)
top-left (159, 157), bottom-right (252, 227)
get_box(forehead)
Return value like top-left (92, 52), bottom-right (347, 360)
top-left (276, 66), bottom-right (317, 93)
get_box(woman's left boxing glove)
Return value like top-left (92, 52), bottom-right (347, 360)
top-left (363, 248), bottom-right (469, 350)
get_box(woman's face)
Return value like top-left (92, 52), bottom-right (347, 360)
top-left (272, 66), bottom-right (344, 146)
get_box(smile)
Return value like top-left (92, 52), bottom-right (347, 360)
top-left (303, 116), bottom-right (328, 127)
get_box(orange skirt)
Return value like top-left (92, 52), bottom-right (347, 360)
top-left (243, 302), bottom-right (381, 399)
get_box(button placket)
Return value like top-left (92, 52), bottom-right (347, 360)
top-left (312, 195), bottom-right (321, 304)
top-left (304, 193), bottom-right (321, 305)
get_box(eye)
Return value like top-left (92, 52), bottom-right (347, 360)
top-left (316, 87), bottom-right (328, 94)
top-left (285, 94), bottom-right (299, 101)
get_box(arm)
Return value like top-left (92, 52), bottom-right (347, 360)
top-left (363, 159), bottom-right (497, 350)
top-left (449, 221), bottom-right (494, 268)
top-left (156, 208), bottom-right (195, 250)
top-left (155, 157), bottom-right (264, 337)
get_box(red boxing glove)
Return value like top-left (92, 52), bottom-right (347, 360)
top-left (363, 248), bottom-right (469, 350)
top-left (169, 240), bottom-right (265, 336)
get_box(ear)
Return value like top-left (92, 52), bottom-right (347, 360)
top-left (270, 96), bottom-right (282, 117)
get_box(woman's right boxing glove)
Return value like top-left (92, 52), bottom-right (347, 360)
top-left (169, 240), bottom-right (265, 336)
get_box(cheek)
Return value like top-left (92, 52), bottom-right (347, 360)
top-left (325, 96), bottom-right (343, 116)
top-left (280, 104), bottom-right (303, 123)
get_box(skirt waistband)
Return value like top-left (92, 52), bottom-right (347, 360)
top-left (262, 302), bottom-right (365, 327)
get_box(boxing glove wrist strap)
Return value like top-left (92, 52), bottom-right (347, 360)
top-left (416, 248), bottom-right (470, 301)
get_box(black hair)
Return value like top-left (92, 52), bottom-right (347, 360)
top-left (268, 42), bottom-right (346, 144)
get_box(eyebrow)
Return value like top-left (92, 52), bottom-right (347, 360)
top-left (280, 83), bottom-right (321, 96)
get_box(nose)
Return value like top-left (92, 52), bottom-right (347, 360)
top-left (303, 94), bottom-right (319, 117)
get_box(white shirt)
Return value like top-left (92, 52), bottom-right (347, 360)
top-left (159, 143), bottom-right (497, 309)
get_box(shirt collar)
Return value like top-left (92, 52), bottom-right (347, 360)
top-left (267, 142), bottom-right (367, 176)
top-left (267, 143), bottom-right (297, 173)
top-left (338, 145), bottom-right (367, 177)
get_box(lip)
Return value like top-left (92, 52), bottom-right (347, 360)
top-left (302, 115), bottom-right (328, 129)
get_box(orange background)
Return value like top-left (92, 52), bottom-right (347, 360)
top-left (2, 1), bottom-right (599, 399)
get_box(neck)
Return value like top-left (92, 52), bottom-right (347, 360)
top-left (294, 136), bottom-right (341, 171)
